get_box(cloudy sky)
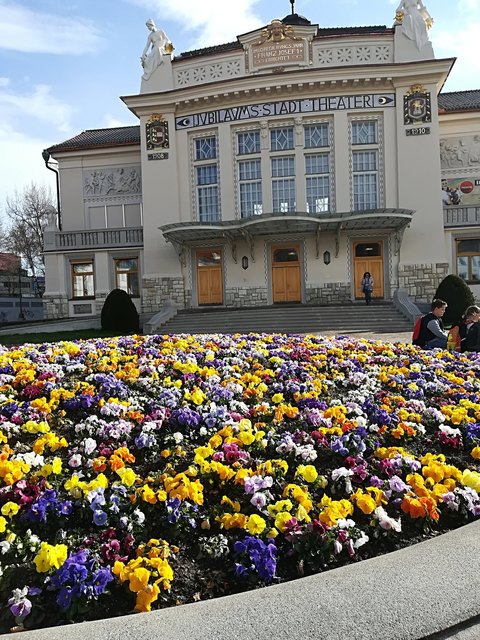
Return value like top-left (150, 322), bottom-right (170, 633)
top-left (0, 0), bottom-right (479, 214)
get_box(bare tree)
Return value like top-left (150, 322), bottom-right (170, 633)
top-left (3, 183), bottom-right (55, 295)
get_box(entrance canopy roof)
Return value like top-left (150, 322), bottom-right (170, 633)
top-left (160, 209), bottom-right (414, 245)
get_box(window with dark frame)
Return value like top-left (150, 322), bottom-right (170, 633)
top-left (456, 238), bottom-right (480, 282)
top-left (71, 262), bottom-right (94, 298)
top-left (351, 120), bottom-right (379, 211)
top-left (114, 258), bottom-right (140, 296)
top-left (237, 131), bottom-right (263, 218)
top-left (194, 135), bottom-right (220, 222)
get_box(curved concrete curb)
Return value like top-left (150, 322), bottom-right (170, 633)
top-left (5, 521), bottom-right (480, 640)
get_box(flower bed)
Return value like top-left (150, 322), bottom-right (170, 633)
top-left (1, 333), bottom-right (480, 632)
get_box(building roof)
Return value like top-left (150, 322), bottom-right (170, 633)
top-left (47, 126), bottom-right (140, 153)
top-left (0, 253), bottom-right (21, 272)
top-left (176, 40), bottom-right (242, 60)
top-left (438, 90), bottom-right (480, 112)
top-left (176, 25), bottom-right (392, 60)
top-left (316, 25), bottom-right (391, 37)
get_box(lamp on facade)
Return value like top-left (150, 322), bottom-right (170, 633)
top-left (323, 250), bottom-right (331, 265)
top-left (41, 149), bottom-right (62, 231)
top-left (242, 256), bottom-right (249, 270)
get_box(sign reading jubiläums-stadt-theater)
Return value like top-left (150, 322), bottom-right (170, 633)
top-left (175, 93), bottom-right (396, 130)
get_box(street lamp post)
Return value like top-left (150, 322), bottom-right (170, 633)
top-left (18, 266), bottom-right (25, 321)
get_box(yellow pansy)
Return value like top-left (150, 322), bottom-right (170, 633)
top-left (116, 467), bottom-right (137, 487)
top-left (462, 469), bottom-right (480, 493)
top-left (353, 490), bottom-right (376, 515)
top-left (34, 542), bottom-right (68, 573)
top-left (129, 567), bottom-right (151, 592)
top-left (296, 464), bottom-right (318, 483)
top-left (1, 502), bottom-right (20, 518)
top-left (274, 511), bottom-right (293, 532)
top-left (238, 430), bottom-right (255, 446)
top-left (247, 514), bottom-right (266, 534)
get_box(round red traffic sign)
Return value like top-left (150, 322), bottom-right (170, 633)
top-left (460, 180), bottom-right (474, 193)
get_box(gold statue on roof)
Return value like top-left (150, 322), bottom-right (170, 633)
top-left (256, 19), bottom-right (298, 44)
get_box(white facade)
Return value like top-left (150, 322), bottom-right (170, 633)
top-left (43, 12), bottom-right (480, 320)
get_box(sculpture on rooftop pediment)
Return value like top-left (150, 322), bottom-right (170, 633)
top-left (141, 19), bottom-right (174, 81)
top-left (395, 0), bottom-right (433, 50)
top-left (255, 19), bottom-right (299, 45)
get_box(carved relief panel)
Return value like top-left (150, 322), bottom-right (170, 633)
top-left (440, 136), bottom-right (480, 169)
top-left (83, 166), bottom-right (142, 197)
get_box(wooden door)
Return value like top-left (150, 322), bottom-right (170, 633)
top-left (272, 245), bottom-right (301, 303)
top-left (196, 250), bottom-right (223, 305)
top-left (353, 242), bottom-right (384, 299)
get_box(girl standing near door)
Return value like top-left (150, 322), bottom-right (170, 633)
top-left (361, 272), bottom-right (374, 305)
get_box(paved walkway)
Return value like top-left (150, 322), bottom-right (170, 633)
top-left (320, 330), bottom-right (412, 343)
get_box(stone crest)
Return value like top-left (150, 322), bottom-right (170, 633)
top-left (403, 84), bottom-right (431, 125)
top-left (146, 113), bottom-right (169, 150)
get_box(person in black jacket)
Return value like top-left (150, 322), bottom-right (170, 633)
top-left (461, 305), bottom-right (480, 352)
top-left (417, 299), bottom-right (449, 349)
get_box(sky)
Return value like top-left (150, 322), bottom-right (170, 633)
top-left (0, 0), bottom-right (479, 215)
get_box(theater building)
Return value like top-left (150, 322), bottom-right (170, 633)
top-left (42, 8), bottom-right (480, 320)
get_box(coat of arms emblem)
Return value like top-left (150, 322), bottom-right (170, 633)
top-left (403, 85), bottom-right (431, 125)
top-left (146, 114), bottom-right (169, 150)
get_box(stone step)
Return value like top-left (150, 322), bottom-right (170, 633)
top-left (159, 304), bottom-right (413, 334)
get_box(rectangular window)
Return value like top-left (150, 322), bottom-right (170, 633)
top-left (270, 128), bottom-right (294, 152)
top-left (239, 159), bottom-right (262, 217)
top-left (124, 203), bottom-right (142, 227)
top-left (115, 258), bottom-right (139, 296)
top-left (86, 204), bottom-right (142, 230)
top-left (237, 131), bottom-right (260, 155)
top-left (305, 154), bottom-right (330, 213)
top-left (351, 120), bottom-right (379, 210)
top-left (304, 124), bottom-right (329, 148)
top-left (456, 238), bottom-right (480, 282)
top-left (71, 262), bottom-right (94, 298)
top-left (196, 164), bottom-right (219, 222)
top-left (195, 136), bottom-right (217, 160)
top-left (106, 205), bottom-right (123, 228)
top-left (194, 135), bottom-right (220, 222)
top-left (352, 121), bottom-right (377, 145)
top-left (272, 157), bottom-right (295, 212)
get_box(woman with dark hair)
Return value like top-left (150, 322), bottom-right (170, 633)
top-left (361, 272), bottom-right (374, 305)
top-left (460, 305), bottom-right (480, 352)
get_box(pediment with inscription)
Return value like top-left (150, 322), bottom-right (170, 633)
top-left (239, 19), bottom-right (317, 73)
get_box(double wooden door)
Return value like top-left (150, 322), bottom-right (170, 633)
top-left (272, 244), bottom-right (301, 303)
top-left (353, 241), bottom-right (384, 299)
top-left (196, 250), bottom-right (223, 305)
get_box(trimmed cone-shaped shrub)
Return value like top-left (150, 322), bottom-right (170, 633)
top-left (101, 288), bottom-right (140, 333)
top-left (434, 274), bottom-right (475, 326)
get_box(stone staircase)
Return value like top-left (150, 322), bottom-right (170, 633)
top-left (156, 302), bottom-right (413, 335)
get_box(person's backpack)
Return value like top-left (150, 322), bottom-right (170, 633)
top-left (447, 324), bottom-right (462, 352)
top-left (412, 316), bottom-right (424, 346)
